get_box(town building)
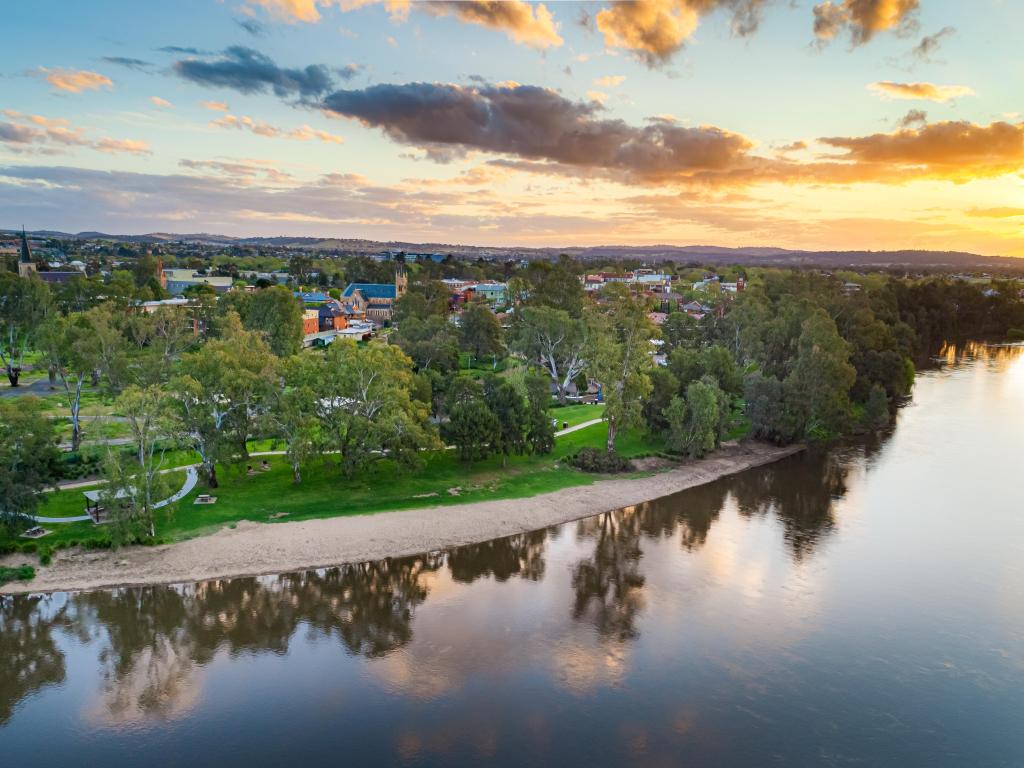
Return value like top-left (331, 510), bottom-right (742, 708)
top-left (162, 268), bottom-right (234, 295)
top-left (341, 268), bottom-right (408, 326)
top-left (16, 228), bottom-right (82, 284)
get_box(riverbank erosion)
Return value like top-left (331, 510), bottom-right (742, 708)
top-left (1, 442), bottom-right (803, 595)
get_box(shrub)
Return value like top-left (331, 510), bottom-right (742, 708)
top-left (569, 447), bottom-right (632, 474)
top-left (0, 565), bottom-right (35, 585)
top-left (1007, 328), bottom-right (1024, 342)
top-left (38, 547), bottom-right (52, 566)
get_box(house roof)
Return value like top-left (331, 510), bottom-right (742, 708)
top-left (343, 283), bottom-right (397, 300)
top-left (295, 291), bottom-right (330, 303)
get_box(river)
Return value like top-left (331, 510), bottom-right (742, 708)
top-left (2, 343), bottom-right (1022, 767)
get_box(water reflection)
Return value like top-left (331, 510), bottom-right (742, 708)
top-left (447, 530), bottom-right (548, 583)
top-left (572, 511), bottom-right (646, 642)
top-left (0, 445), bottom-right (866, 725)
top-left (0, 595), bottom-right (68, 725)
top-left (15, 347), bottom-right (1024, 754)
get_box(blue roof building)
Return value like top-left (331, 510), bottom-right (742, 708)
top-left (341, 283), bottom-right (397, 300)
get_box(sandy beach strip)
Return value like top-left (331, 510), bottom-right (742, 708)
top-left (1, 442), bottom-right (803, 595)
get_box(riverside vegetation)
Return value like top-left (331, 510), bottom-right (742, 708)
top-left (1, 256), bottom-right (1022, 562)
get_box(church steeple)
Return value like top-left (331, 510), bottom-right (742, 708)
top-left (19, 227), bottom-right (32, 263)
top-left (17, 227), bottom-right (37, 278)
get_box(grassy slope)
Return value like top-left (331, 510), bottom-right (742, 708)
top-left (6, 421), bottom-right (663, 550)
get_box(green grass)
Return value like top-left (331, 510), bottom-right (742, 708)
top-left (55, 417), bottom-right (133, 442)
top-left (0, 565), bottom-right (36, 585)
top-left (551, 403), bottom-right (605, 428)
top-left (3, 422), bottom-right (664, 551)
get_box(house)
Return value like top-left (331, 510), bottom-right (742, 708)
top-left (632, 273), bottom-right (674, 293)
top-left (341, 268), bottom-right (408, 326)
top-left (469, 282), bottom-right (507, 306)
top-left (162, 268), bottom-right (233, 295)
top-left (302, 309), bottom-right (320, 336)
top-left (317, 300), bottom-right (352, 331)
top-left (681, 300), bottom-right (712, 319)
top-left (295, 291), bottom-right (331, 305)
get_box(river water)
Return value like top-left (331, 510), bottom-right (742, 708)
top-left (2, 343), bottom-right (1022, 767)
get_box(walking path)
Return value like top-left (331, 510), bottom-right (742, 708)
top-left (35, 419), bottom-right (609, 515)
top-left (32, 467), bottom-right (198, 524)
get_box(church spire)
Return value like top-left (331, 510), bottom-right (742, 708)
top-left (17, 227), bottom-right (37, 278)
top-left (19, 226), bottom-right (32, 264)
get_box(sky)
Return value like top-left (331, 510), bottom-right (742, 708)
top-left (2, 0), bottom-right (1023, 255)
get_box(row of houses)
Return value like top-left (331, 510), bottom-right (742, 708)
top-left (582, 271), bottom-right (676, 294)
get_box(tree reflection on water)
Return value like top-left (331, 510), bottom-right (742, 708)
top-left (0, 594), bottom-right (69, 725)
top-left (0, 436), bottom-right (876, 724)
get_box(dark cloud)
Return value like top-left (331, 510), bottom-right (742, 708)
top-left (898, 109), bottom-right (927, 128)
top-left (0, 122), bottom-right (37, 144)
top-left (912, 26), bottom-right (955, 61)
top-left (338, 63), bottom-right (363, 81)
top-left (321, 81), bottom-right (754, 182)
top-left (100, 56), bottom-right (153, 70)
top-left (158, 46), bottom-right (208, 55)
top-left (236, 18), bottom-right (266, 37)
top-left (173, 46), bottom-right (333, 99)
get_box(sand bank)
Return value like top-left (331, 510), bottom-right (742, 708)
top-left (1, 442), bottom-right (803, 595)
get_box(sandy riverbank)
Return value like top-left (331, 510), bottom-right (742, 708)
top-left (1, 441), bottom-right (803, 595)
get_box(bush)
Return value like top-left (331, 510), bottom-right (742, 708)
top-left (569, 447), bottom-right (633, 474)
top-left (38, 547), bottom-right (52, 566)
top-left (60, 451), bottom-right (103, 480)
top-left (0, 565), bottom-right (35, 585)
top-left (1007, 328), bottom-right (1024, 342)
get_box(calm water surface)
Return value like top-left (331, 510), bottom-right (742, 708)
top-left (3, 343), bottom-right (1023, 767)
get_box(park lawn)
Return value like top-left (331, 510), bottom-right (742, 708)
top-left (6, 422), bottom-right (664, 552)
top-left (55, 417), bottom-right (133, 442)
top-left (550, 403), bottom-right (605, 427)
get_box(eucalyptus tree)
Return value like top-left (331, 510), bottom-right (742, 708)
top-left (0, 273), bottom-right (51, 387)
top-left (171, 314), bottom-right (277, 487)
top-left (0, 400), bottom-right (60, 532)
top-left (587, 289), bottom-right (654, 454)
top-left (510, 305), bottom-right (589, 405)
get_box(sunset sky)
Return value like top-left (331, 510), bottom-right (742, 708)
top-left (2, 0), bottom-right (1023, 255)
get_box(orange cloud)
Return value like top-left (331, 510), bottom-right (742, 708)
top-left (1, 110), bottom-right (147, 155)
top-left (817, 120), bottom-right (1024, 182)
top-left (246, 0), bottom-right (409, 23)
top-left (245, 0), bottom-right (324, 22)
top-left (211, 113), bottom-right (344, 144)
top-left (594, 75), bottom-right (626, 88)
top-left (94, 137), bottom-right (152, 155)
top-left (968, 207), bottom-right (1024, 219)
top-left (200, 100), bottom-right (230, 112)
top-left (813, 0), bottom-right (918, 45)
top-left (421, 1), bottom-right (563, 49)
top-left (595, 1), bottom-right (767, 66)
top-left (150, 96), bottom-right (173, 108)
top-left (596, 0), bottom-right (701, 66)
top-left (36, 67), bottom-right (113, 93)
top-left (868, 81), bottom-right (974, 102)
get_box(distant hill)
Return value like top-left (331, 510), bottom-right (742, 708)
top-left (3, 229), bottom-right (1020, 271)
